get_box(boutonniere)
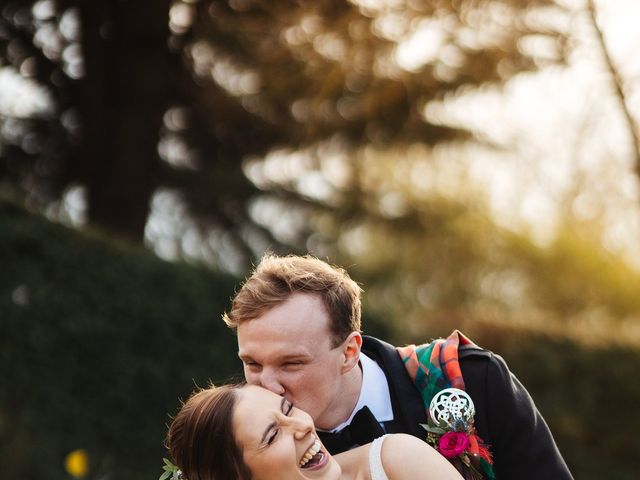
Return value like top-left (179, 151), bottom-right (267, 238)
top-left (421, 388), bottom-right (494, 480)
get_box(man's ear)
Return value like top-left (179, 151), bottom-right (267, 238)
top-left (341, 332), bottom-right (362, 373)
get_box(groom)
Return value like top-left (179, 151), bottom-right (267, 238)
top-left (224, 254), bottom-right (572, 479)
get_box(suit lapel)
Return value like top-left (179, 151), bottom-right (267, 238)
top-left (361, 336), bottom-right (427, 439)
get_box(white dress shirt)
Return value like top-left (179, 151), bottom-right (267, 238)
top-left (330, 352), bottom-right (394, 432)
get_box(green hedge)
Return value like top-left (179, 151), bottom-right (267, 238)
top-left (0, 202), bottom-right (242, 479)
top-left (1, 202), bottom-right (638, 479)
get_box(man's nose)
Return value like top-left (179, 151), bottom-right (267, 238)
top-left (258, 370), bottom-right (285, 395)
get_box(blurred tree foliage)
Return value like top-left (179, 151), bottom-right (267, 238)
top-left (327, 191), bottom-right (640, 342)
top-left (251, 133), bottom-right (640, 344)
top-left (0, 0), bottom-right (570, 265)
top-left (1, 201), bottom-right (639, 480)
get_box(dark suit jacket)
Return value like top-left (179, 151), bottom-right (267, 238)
top-left (360, 335), bottom-right (573, 480)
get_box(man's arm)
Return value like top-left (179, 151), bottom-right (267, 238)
top-left (480, 352), bottom-right (573, 479)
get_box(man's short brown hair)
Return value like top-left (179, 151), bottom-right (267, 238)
top-left (223, 254), bottom-right (362, 346)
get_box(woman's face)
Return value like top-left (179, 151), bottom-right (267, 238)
top-left (233, 385), bottom-right (342, 480)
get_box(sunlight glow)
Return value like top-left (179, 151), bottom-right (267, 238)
top-left (395, 20), bottom-right (445, 72)
top-left (244, 0), bottom-right (640, 266)
top-left (0, 67), bottom-right (52, 118)
top-left (169, 1), bottom-right (195, 34)
top-left (32, 0), bottom-right (55, 20)
top-left (415, 0), bottom-right (640, 260)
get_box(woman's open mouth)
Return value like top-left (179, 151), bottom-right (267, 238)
top-left (298, 438), bottom-right (328, 470)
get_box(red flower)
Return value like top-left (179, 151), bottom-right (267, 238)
top-left (438, 431), bottom-right (470, 458)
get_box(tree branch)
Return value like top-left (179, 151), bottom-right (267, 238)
top-left (587, 0), bottom-right (640, 181)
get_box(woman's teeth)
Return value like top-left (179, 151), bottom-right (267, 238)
top-left (299, 439), bottom-right (322, 467)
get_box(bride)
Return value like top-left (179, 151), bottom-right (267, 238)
top-left (166, 383), bottom-right (462, 480)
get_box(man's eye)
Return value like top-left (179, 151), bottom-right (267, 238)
top-left (283, 361), bottom-right (302, 368)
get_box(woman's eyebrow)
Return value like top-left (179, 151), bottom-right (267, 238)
top-left (260, 397), bottom-right (288, 445)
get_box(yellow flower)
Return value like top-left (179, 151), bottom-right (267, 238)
top-left (64, 449), bottom-right (89, 478)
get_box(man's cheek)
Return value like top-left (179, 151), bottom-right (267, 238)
top-left (244, 369), bottom-right (258, 384)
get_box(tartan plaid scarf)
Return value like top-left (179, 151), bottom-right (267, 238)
top-left (397, 330), bottom-right (496, 480)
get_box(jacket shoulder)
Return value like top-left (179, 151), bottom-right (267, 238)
top-left (459, 343), bottom-right (493, 360)
top-left (363, 334), bottom-right (494, 361)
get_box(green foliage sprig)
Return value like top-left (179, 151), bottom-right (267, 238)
top-left (159, 458), bottom-right (182, 480)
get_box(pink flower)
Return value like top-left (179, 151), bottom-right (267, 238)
top-left (438, 432), bottom-right (470, 458)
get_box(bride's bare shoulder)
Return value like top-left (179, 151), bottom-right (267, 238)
top-left (380, 434), bottom-right (463, 480)
top-left (333, 444), bottom-right (370, 479)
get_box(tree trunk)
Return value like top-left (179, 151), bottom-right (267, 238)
top-left (79, 0), bottom-right (171, 242)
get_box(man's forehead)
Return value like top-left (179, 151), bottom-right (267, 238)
top-left (238, 330), bottom-right (331, 359)
top-left (238, 302), bottom-right (332, 337)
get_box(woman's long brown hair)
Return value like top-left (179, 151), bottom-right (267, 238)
top-left (167, 384), bottom-right (252, 480)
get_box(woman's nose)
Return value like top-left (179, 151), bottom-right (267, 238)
top-left (285, 410), bottom-right (314, 438)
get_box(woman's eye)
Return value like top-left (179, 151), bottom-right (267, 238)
top-left (285, 402), bottom-right (293, 416)
top-left (267, 429), bottom-right (278, 445)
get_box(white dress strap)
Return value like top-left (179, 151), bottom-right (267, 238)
top-left (368, 434), bottom-right (390, 480)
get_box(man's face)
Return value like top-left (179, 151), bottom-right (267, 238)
top-left (237, 292), bottom-right (358, 430)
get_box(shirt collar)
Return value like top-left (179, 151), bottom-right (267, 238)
top-left (330, 351), bottom-right (394, 432)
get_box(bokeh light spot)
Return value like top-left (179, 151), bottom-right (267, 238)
top-left (64, 449), bottom-right (88, 478)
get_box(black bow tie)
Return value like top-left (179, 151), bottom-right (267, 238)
top-left (317, 406), bottom-right (385, 454)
